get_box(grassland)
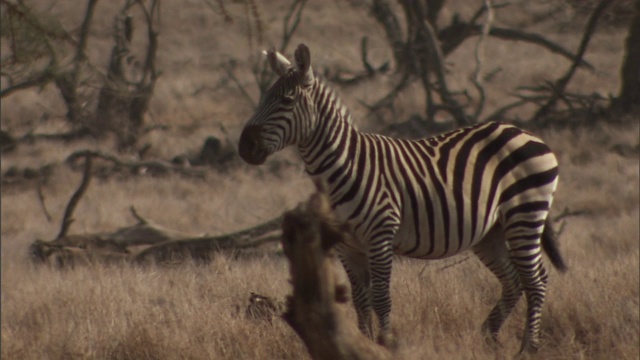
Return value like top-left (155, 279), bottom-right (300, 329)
top-left (2, 1), bottom-right (638, 359)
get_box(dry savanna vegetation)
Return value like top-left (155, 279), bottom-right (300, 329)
top-left (1, 0), bottom-right (639, 359)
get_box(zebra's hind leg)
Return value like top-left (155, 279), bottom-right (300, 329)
top-left (337, 244), bottom-right (374, 338)
top-left (505, 222), bottom-right (549, 354)
top-left (473, 226), bottom-right (523, 346)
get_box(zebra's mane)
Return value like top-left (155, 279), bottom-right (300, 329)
top-left (311, 72), bottom-right (356, 127)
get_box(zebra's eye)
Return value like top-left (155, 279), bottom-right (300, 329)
top-left (282, 95), bottom-right (295, 105)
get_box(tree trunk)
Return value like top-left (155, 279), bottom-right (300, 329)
top-left (281, 190), bottom-right (393, 360)
top-left (613, 0), bottom-right (640, 113)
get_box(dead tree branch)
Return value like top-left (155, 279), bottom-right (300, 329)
top-left (612, 1), bottom-right (640, 113)
top-left (214, 0), bottom-right (308, 107)
top-left (328, 36), bottom-right (390, 86)
top-left (56, 154), bottom-right (92, 239)
top-left (417, 9), bottom-right (472, 126)
top-left (202, 0), bottom-right (233, 23)
top-left (129, 206), bottom-right (148, 225)
top-left (55, 0), bottom-right (98, 125)
top-left (470, 0), bottom-right (494, 121)
top-left (66, 149), bottom-right (206, 178)
top-left (73, 0), bottom-right (97, 65)
top-left (134, 226), bottom-right (282, 264)
top-left (94, 0), bottom-right (160, 150)
top-left (28, 162), bottom-right (284, 267)
top-left (280, 0), bottom-right (308, 52)
top-left (361, 0), bottom-right (596, 124)
top-left (222, 61), bottom-right (257, 108)
top-left (370, 0), bottom-right (405, 69)
top-left (30, 214), bottom-right (283, 267)
top-left (31, 194), bottom-right (285, 266)
top-left (363, 72), bottom-right (412, 113)
top-left (36, 177), bottom-right (53, 223)
top-left (0, 68), bottom-right (55, 98)
top-left (0, 1), bottom-right (63, 98)
top-left (533, 0), bottom-right (613, 121)
top-left (440, 25), bottom-right (594, 70)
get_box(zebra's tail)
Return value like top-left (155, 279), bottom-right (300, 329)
top-left (541, 217), bottom-right (568, 272)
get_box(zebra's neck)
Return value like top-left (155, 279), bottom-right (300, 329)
top-left (298, 79), bottom-right (359, 178)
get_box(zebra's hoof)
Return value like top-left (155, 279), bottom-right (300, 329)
top-left (480, 324), bottom-right (499, 345)
top-left (516, 340), bottom-right (540, 359)
top-left (376, 330), bottom-right (398, 351)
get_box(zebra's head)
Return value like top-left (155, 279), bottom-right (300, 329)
top-left (238, 44), bottom-right (316, 165)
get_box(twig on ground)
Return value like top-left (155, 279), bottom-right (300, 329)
top-left (129, 206), bottom-right (149, 225)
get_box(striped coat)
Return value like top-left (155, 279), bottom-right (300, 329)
top-left (239, 44), bottom-right (566, 354)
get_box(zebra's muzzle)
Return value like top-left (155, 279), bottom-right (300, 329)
top-left (239, 125), bottom-right (268, 165)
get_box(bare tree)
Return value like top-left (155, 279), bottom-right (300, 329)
top-left (1, 0), bottom-right (97, 134)
top-left (94, 0), bottom-right (160, 150)
top-left (533, 0), bottom-right (614, 122)
top-left (1, 0), bottom-right (160, 148)
top-left (359, 0), bottom-right (598, 127)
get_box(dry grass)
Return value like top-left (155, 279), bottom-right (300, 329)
top-left (2, 1), bottom-right (639, 359)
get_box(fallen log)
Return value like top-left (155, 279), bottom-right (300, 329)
top-left (30, 212), bottom-right (282, 267)
top-left (29, 152), bottom-right (283, 267)
top-left (133, 217), bottom-right (282, 264)
top-left (281, 185), bottom-right (393, 360)
top-left (66, 149), bottom-right (206, 178)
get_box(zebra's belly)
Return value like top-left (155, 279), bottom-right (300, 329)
top-left (391, 215), bottom-right (492, 260)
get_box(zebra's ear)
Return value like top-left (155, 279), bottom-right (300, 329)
top-left (294, 44), bottom-right (314, 86)
top-left (265, 48), bottom-right (291, 77)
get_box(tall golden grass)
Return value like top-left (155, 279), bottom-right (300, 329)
top-left (2, 1), bottom-right (638, 359)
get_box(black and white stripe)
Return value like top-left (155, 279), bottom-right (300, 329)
top-left (238, 44), bottom-right (566, 354)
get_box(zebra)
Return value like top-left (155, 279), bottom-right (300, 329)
top-left (238, 44), bottom-right (567, 354)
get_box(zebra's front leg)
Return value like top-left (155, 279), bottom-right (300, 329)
top-left (368, 235), bottom-right (396, 344)
top-left (337, 244), bottom-right (374, 338)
